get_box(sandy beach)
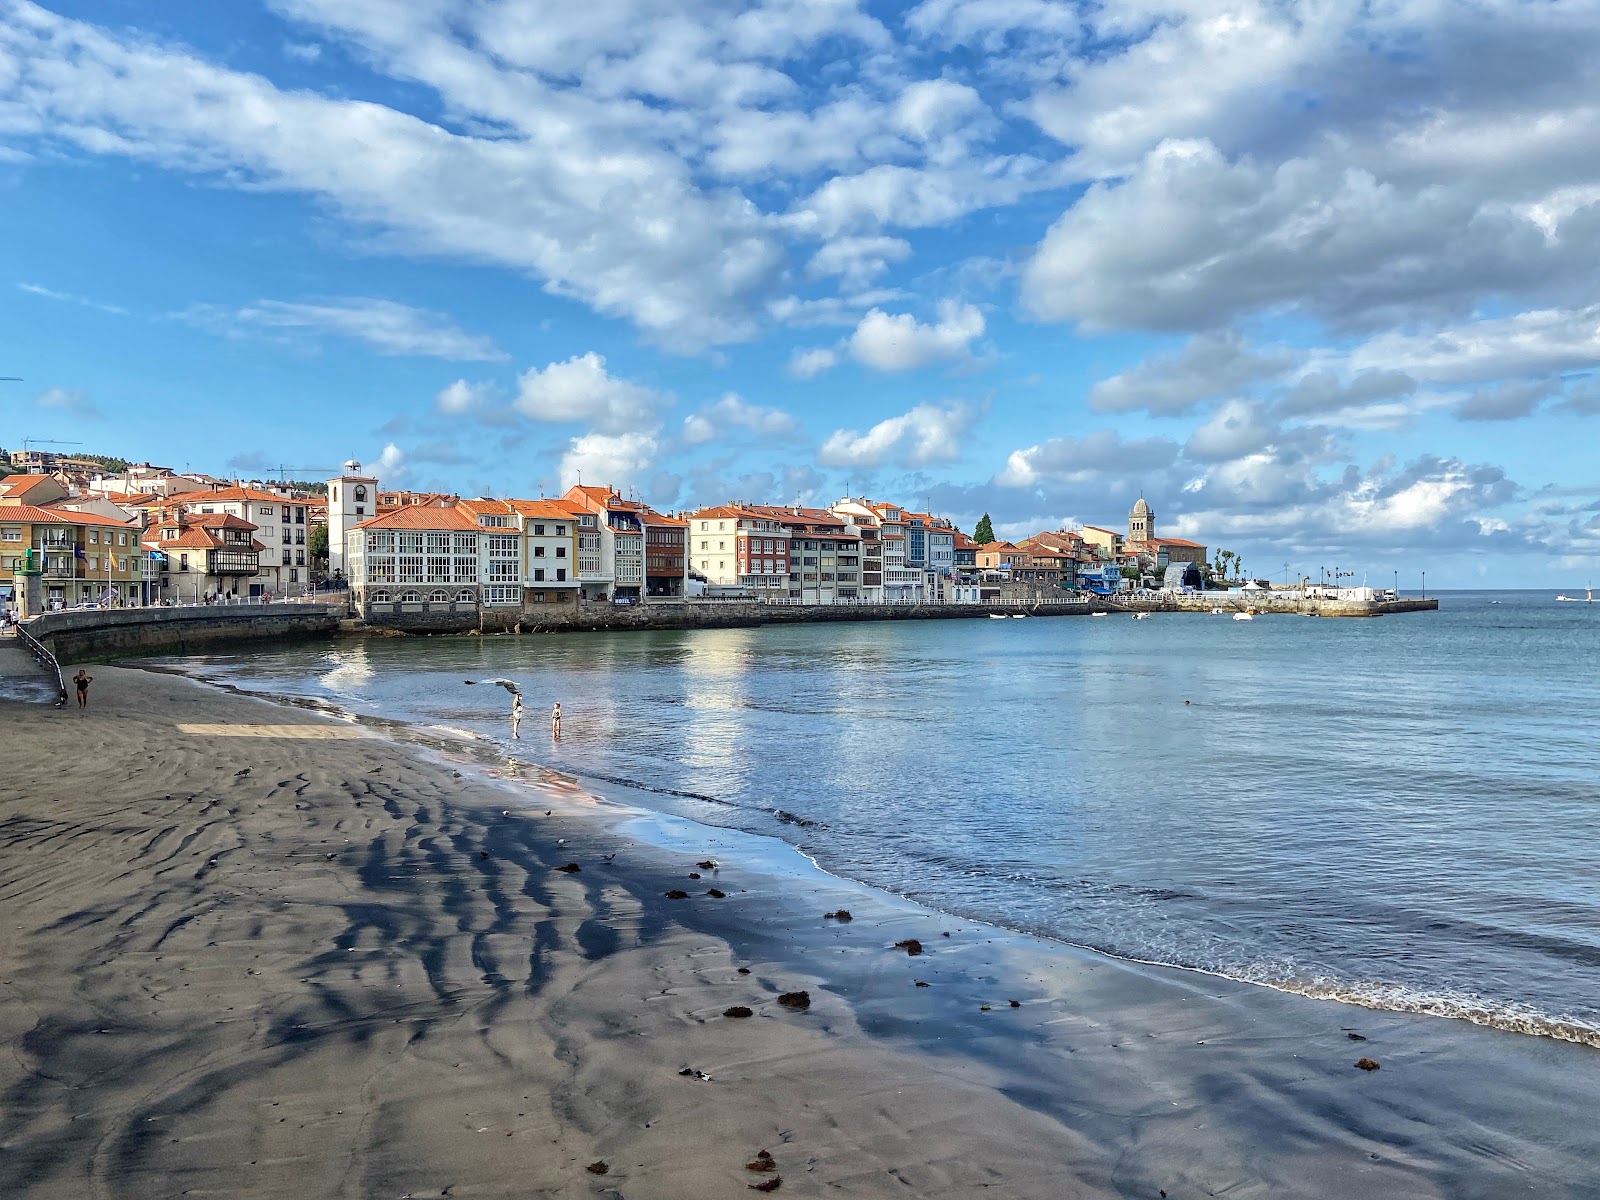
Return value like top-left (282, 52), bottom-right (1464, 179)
top-left (3, 662), bottom-right (1599, 1199)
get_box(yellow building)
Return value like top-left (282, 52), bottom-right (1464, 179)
top-left (1, 502), bottom-right (155, 614)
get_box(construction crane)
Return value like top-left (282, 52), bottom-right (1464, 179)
top-left (22, 438), bottom-right (84, 452)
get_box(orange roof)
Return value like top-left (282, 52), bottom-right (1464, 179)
top-left (189, 512), bottom-right (258, 531)
top-left (0, 475), bottom-right (60, 498)
top-left (564, 484), bottom-right (642, 512)
top-left (1153, 537), bottom-right (1206, 548)
top-left (507, 498), bottom-right (580, 522)
top-left (184, 485), bottom-right (286, 503)
top-left (354, 505), bottom-right (480, 532)
top-left (0, 502), bottom-right (136, 529)
top-left (687, 504), bottom-right (779, 522)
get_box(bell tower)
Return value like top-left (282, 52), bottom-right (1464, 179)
top-left (1128, 495), bottom-right (1154, 543)
top-left (326, 459), bottom-right (377, 578)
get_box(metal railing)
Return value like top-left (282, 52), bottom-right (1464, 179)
top-left (14, 620), bottom-right (66, 706)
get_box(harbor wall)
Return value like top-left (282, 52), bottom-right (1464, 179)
top-left (26, 603), bottom-right (345, 662)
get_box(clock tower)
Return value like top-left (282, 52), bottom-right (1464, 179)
top-left (327, 459), bottom-right (377, 578)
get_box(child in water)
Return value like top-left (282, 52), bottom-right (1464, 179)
top-left (551, 701), bottom-right (561, 739)
top-left (510, 693), bottom-right (523, 739)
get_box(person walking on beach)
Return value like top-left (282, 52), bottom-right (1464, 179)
top-left (551, 701), bottom-right (561, 740)
top-left (73, 669), bottom-right (93, 709)
top-left (511, 692), bottom-right (523, 739)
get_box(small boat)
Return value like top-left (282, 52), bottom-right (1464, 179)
top-left (988, 613), bottom-right (1008, 619)
top-left (1131, 612), bottom-right (1151, 620)
top-left (1232, 611), bottom-right (1255, 621)
top-left (1556, 586), bottom-right (1594, 603)
top-left (1090, 611), bottom-right (1109, 617)
top-left (1209, 606), bottom-right (1225, 615)
top-left (1011, 613), bottom-right (1027, 619)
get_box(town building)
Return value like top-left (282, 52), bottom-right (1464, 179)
top-left (743, 506), bottom-right (863, 602)
top-left (327, 461), bottom-right (379, 579)
top-left (455, 498), bottom-right (526, 609)
top-left (686, 505), bottom-right (792, 596)
top-left (641, 509), bottom-right (689, 598)
top-left (2, 502), bottom-right (155, 612)
top-left (345, 504), bottom-right (484, 617)
top-left (507, 499), bottom-right (580, 607)
top-left (143, 511), bottom-right (263, 604)
top-left (158, 485), bottom-right (313, 595)
top-left (559, 485), bottom-right (650, 602)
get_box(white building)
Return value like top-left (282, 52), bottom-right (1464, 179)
top-left (686, 505), bottom-right (792, 596)
top-left (327, 461), bottom-right (378, 579)
top-left (163, 484), bottom-right (313, 596)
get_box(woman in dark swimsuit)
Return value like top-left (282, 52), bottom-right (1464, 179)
top-left (73, 669), bottom-right (93, 709)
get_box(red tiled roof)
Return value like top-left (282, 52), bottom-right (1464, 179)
top-left (354, 505), bottom-right (480, 531)
top-left (0, 502), bottom-right (135, 529)
top-left (0, 475), bottom-right (59, 498)
top-left (507, 498), bottom-right (580, 522)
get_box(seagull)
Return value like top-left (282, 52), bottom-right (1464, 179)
top-left (464, 679), bottom-right (521, 695)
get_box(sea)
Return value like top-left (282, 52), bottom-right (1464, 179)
top-left (163, 590), bottom-right (1600, 1045)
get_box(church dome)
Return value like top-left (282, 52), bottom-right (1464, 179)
top-left (1131, 496), bottom-right (1151, 514)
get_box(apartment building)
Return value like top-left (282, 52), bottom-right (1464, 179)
top-left (345, 504), bottom-right (484, 615)
top-left (454, 499), bottom-right (524, 609)
top-left (144, 512), bottom-right (263, 603)
top-left (559, 485), bottom-right (651, 601)
top-left (506, 498), bottom-right (579, 605)
top-left (642, 509), bottom-right (689, 597)
top-left (2, 502), bottom-right (154, 612)
top-left (165, 485), bottom-right (313, 594)
top-left (743, 506), bottom-right (863, 602)
top-left (686, 505), bottom-right (792, 596)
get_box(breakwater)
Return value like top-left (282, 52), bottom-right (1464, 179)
top-left (26, 603), bottom-right (344, 662)
top-left (356, 593), bottom-right (1436, 635)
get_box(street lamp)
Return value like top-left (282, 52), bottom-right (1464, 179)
top-left (1421, 570), bottom-right (1426, 599)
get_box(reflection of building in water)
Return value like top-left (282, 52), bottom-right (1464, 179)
top-left (319, 642), bottom-right (374, 693)
top-left (680, 628), bottom-right (756, 793)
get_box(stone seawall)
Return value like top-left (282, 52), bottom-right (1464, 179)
top-left (357, 593), bottom-right (1438, 636)
top-left (28, 604), bottom-right (345, 662)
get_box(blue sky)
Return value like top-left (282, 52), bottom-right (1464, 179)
top-left (4, 0), bottom-right (1600, 587)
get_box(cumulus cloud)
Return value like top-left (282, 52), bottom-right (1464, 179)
top-left (995, 429), bottom-right (1179, 488)
top-left (848, 301), bottom-right (985, 371)
top-left (514, 352), bottom-right (665, 435)
top-left (1276, 369), bottom-right (1417, 419)
top-left (559, 432), bottom-right (659, 491)
top-left (1183, 400), bottom-right (1281, 464)
top-left (1455, 379), bottom-right (1558, 423)
top-left (788, 346), bottom-right (840, 379)
top-left (818, 403), bottom-right (972, 468)
top-left (434, 379), bottom-right (497, 417)
top-left (34, 387), bottom-right (98, 418)
top-left (1347, 305), bottom-right (1600, 385)
top-left (1090, 330), bottom-right (1297, 416)
top-left (682, 393), bottom-right (798, 445)
top-left (179, 298), bottom-right (506, 361)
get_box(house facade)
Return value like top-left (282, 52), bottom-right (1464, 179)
top-left (2, 503), bottom-right (155, 612)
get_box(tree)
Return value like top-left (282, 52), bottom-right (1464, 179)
top-left (973, 513), bottom-right (995, 544)
top-left (308, 521), bottom-right (329, 571)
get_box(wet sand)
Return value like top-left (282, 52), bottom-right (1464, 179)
top-left (2, 664), bottom-right (1597, 1198)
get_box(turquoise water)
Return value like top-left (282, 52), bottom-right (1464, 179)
top-left (171, 592), bottom-right (1600, 1043)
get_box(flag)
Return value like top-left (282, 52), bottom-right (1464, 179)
top-left (73, 543), bottom-right (86, 561)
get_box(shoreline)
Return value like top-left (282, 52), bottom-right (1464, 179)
top-left (152, 657), bottom-right (1600, 1052)
top-left (4, 665), bottom-right (1598, 1197)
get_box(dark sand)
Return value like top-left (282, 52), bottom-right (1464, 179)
top-left (2, 663), bottom-right (1598, 1198)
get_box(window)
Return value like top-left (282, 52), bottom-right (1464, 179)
top-left (555, 525), bottom-right (565, 536)
top-left (533, 568), bottom-right (546, 581)
top-left (701, 541), bottom-right (708, 550)
top-left (555, 546), bottom-right (566, 558)
top-left (718, 541), bottom-right (725, 550)
top-left (700, 521), bottom-right (708, 530)
top-left (534, 524), bottom-right (545, 535)
top-left (118, 533), bottom-right (126, 546)
top-left (180, 554), bottom-right (189, 571)
top-left (555, 568), bottom-right (566, 582)
top-left (370, 590), bottom-right (391, 602)
top-left (484, 585), bottom-right (519, 605)
top-left (0, 527), bottom-right (19, 542)
top-left (289, 569), bottom-right (299, 583)
top-left (429, 590), bottom-right (449, 602)
top-left (296, 551), bottom-right (305, 565)
top-left (282, 550), bottom-right (293, 564)
top-left (296, 508), bottom-right (305, 524)
top-left (399, 589), bottom-right (421, 602)
top-left (531, 591), bottom-right (546, 603)
top-left (260, 505), bottom-right (274, 516)
top-left (88, 530), bottom-right (98, 544)
top-left (533, 545), bottom-right (545, 557)
top-left (354, 486), bottom-right (367, 502)
top-left (456, 590), bottom-right (475, 602)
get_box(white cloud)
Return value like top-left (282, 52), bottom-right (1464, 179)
top-left (179, 298), bottom-right (506, 361)
top-left (514, 352), bottom-right (665, 435)
top-left (374, 442), bottom-right (407, 481)
top-left (1183, 399), bottom-right (1279, 464)
top-left (787, 346), bottom-right (840, 379)
top-left (34, 387), bottom-right (98, 418)
top-left (995, 430), bottom-right (1179, 488)
top-left (818, 403), bottom-right (972, 468)
top-left (848, 300), bottom-right (985, 371)
top-left (1348, 306), bottom-right (1600, 386)
top-left (1090, 330), bottom-right (1297, 416)
top-left (681, 393), bottom-right (798, 445)
top-left (559, 431), bottom-right (659, 491)
top-left (805, 236), bottom-right (912, 290)
top-left (282, 41), bottom-right (322, 62)
top-left (433, 379), bottom-right (505, 423)
top-left (18, 282), bottom-right (128, 316)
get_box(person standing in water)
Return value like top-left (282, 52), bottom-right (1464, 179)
top-left (510, 692), bottom-right (523, 739)
top-left (73, 669), bottom-right (93, 709)
top-left (551, 701), bottom-right (561, 739)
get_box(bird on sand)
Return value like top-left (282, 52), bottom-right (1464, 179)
top-left (464, 679), bottom-right (521, 695)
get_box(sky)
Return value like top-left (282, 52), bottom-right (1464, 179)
top-left (3, 0), bottom-right (1599, 588)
